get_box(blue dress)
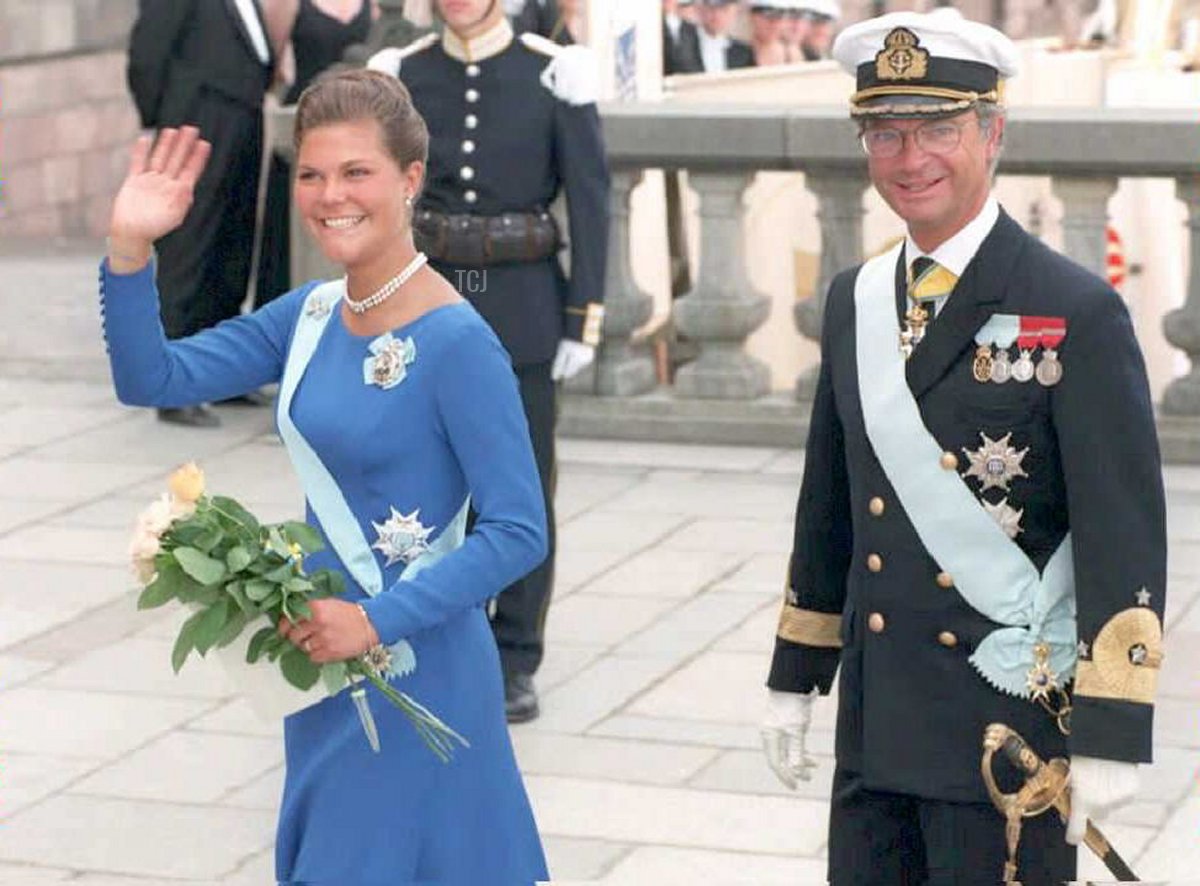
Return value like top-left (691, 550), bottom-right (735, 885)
top-left (100, 262), bottom-right (550, 885)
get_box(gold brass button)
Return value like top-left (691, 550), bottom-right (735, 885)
top-left (938, 631), bottom-right (958, 648)
top-left (869, 497), bottom-right (885, 517)
top-left (867, 553), bottom-right (883, 573)
top-left (940, 451), bottom-right (959, 471)
top-left (936, 572), bottom-right (954, 589)
top-left (868, 612), bottom-right (885, 633)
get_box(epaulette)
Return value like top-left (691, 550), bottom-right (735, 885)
top-left (366, 33), bottom-right (440, 75)
top-left (520, 35), bottom-right (599, 106)
top-left (519, 32), bottom-right (563, 59)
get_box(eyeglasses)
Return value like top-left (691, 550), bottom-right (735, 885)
top-left (859, 118), bottom-right (976, 159)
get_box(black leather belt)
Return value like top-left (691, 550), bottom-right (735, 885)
top-left (413, 209), bottom-right (560, 267)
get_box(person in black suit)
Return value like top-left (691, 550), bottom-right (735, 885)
top-left (760, 11), bottom-right (1165, 885)
top-left (369, 0), bottom-right (609, 723)
top-left (676, 0), bottom-right (755, 73)
top-left (126, 0), bottom-right (274, 427)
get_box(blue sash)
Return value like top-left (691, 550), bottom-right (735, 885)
top-left (853, 246), bottom-right (1076, 696)
top-left (277, 282), bottom-right (469, 683)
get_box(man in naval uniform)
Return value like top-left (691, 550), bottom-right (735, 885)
top-left (368, 0), bottom-right (609, 723)
top-left (759, 12), bottom-right (1166, 884)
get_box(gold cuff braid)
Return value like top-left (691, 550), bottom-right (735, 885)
top-left (1074, 608), bottom-right (1164, 705)
top-left (777, 603), bottom-right (842, 648)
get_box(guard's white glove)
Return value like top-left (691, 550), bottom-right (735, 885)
top-left (1066, 755), bottom-right (1140, 845)
top-left (761, 688), bottom-right (818, 789)
top-left (550, 339), bottom-right (595, 381)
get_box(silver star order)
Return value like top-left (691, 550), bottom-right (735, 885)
top-left (1135, 587), bottom-right (1152, 607)
top-left (983, 497), bottom-right (1024, 539)
top-left (370, 507), bottom-right (434, 567)
top-left (962, 432), bottom-right (1029, 493)
top-left (1076, 639), bottom-right (1090, 659)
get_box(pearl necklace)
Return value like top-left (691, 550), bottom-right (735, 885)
top-left (345, 252), bottom-right (428, 315)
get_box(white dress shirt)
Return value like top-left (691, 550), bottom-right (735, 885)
top-left (232, 0), bottom-right (271, 65)
top-left (905, 196), bottom-right (1000, 315)
top-left (698, 29), bottom-right (731, 73)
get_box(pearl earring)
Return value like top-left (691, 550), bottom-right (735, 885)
top-left (405, 194), bottom-right (413, 208)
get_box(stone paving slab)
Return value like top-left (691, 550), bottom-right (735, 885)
top-left (525, 774), bottom-right (828, 856)
top-left (0, 795), bottom-right (274, 880)
top-left (598, 846), bottom-right (829, 885)
top-left (71, 731), bottom-right (283, 804)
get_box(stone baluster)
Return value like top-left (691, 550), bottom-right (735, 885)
top-left (1051, 175), bottom-right (1118, 281)
top-left (1162, 175), bottom-right (1200, 415)
top-left (673, 171), bottom-right (771, 400)
top-left (793, 169), bottom-right (869, 400)
top-left (566, 168), bottom-right (657, 396)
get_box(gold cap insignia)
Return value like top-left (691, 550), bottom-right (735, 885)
top-left (875, 27), bottom-right (929, 82)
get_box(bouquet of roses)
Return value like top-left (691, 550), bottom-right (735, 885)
top-left (129, 462), bottom-right (467, 760)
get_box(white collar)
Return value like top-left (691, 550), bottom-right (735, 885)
top-left (442, 17), bottom-right (514, 62)
top-left (697, 28), bottom-right (731, 49)
top-left (905, 196), bottom-right (1000, 279)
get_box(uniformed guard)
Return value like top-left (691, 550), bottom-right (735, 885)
top-left (368, 0), bottom-right (609, 723)
top-left (759, 12), bottom-right (1167, 885)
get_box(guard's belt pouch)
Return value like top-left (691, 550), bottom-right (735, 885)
top-left (414, 209), bottom-right (560, 267)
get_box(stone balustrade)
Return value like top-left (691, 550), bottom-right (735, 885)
top-left (273, 103), bottom-right (1200, 461)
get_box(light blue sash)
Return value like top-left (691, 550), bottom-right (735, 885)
top-left (853, 246), bottom-right (1076, 696)
top-left (277, 282), bottom-right (469, 681)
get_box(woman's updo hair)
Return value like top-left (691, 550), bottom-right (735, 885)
top-left (293, 68), bottom-right (429, 172)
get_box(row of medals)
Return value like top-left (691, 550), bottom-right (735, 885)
top-left (973, 344), bottom-right (1062, 387)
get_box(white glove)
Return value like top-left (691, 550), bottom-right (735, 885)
top-left (761, 688), bottom-right (818, 789)
top-left (1066, 755), bottom-right (1140, 845)
top-left (550, 339), bottom-right (595, 381)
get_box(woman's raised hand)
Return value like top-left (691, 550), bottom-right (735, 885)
top-left (107, 127), bottom-right (212, 272)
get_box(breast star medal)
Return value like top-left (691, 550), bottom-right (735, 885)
top-left (371, 507), bottom-right (435, 566)
top-left (983, 497), bottom-right (1024, 538)
top-left (1026, 641), bottom-right (1059, 703)
top-left (363, 333), bottom-right (417, 390)
top-left (962, 432), bottom-right (1029, 493)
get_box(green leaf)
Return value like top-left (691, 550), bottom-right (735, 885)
top-left (174, 547), bottom-right (227, 586)
top-left (194, 525), bottom-right (225, 552)
top-left (210, 496), bottom-right (260, 533)
top-left (283, 576), bottom-right (313, 594)
top-left (137, 576), bottom-right (176, 610)
top-left (317, 569), bottom-right (347, 598)
top-left (246, 625), bottom-right (277, 663)
top-left (281, 521), bottom-right (325, 553)
top-left (263, 563), bottom-right (297, 583)
top-left (192, 598), bottom-right (231, 655)
top-left (226, 546), bottom-right (253, 573)
top-left (244, 578), bottom-right (275, 602)
top-left (224, 580), bottom-right (255, 616)
top-left (215, 610), bottom-right (250, 649)
top-left (280, 646), bottom-right (321, 690)
top-left (172, 608), bottom-right (207, 673)
top-left (320, 661), bottom-right (348, 695)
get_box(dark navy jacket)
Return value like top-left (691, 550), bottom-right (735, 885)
top-left (390, 29), bottom-right (610, 366)
top-left (768, 211), bottom-right (1167, 803)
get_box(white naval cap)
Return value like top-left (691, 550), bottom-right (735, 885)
top-left (832, 11), bottom-right (1018, 118)
top-left (794, 0), bottom-right (841, 21)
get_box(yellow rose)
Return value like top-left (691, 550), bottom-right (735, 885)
top-left (168, 462), bottom-right (205, 504)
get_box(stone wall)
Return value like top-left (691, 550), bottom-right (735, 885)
top-left (0, 0), bottom-right (140, 239)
